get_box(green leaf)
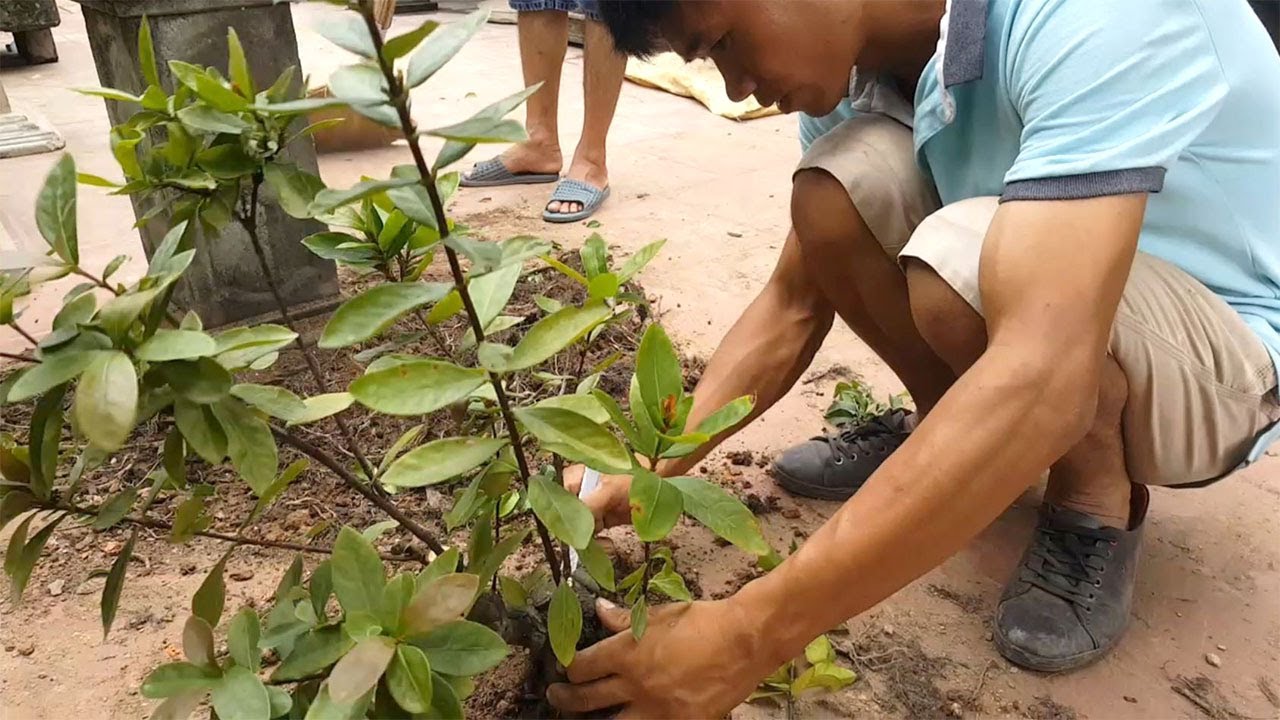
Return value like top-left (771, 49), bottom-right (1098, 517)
top-left (170, 493), bottom-right (211, 543)
top-left (328, 636), bottom-right (394, 705)
top-left (805, 635), bottom-right (836, 665)
top-left (415, 548), bottom-right (459, 591)
top-left (548, 581), bottom-right (583, 667)
top-left (791, 662), bottom-right (857, 694)
top-left (649, 566), bottom-right (692, 602)
top-left (226, 608), bottom-right (262, 672)
top-left (181, 615), bottom-right (218, 669)
top-left (405, 9), bottom-right (489, 87)
top-left (35, 155), bottom-right (78, 263)
top-left (163, 357), bottom-right (234, 404)
top-left (75, 351), bottom-right (138, 451)
top-left (210, 398), bottom-right (278, 494)
top-left (527, 395), bottom-right (608, 425)
top-left (231, 383), bottom-right (307, 422)
top-left (319, 282), bottom-right (452, 349)
top-left (515, 406), bottom-right (631, 473)
top-left (331, 527), bottom-right (385, 615)
top-left (384, 19), bottom-right (439, 61)
top-left (97, 287), bottom-right (161, 341)
top-left (309, 561), bottom-right (334, 619)
top-left (469, 261), bottom-right (521, 328)
top-left (629, 469), bottom-right (683, 542)
top-left (318, 15), bottom-right (377, 58)
top-left (471, 528), bottom-right (529, 592)
top-left (162, 427), bottom-right (186, 487)
top-left (482, 302), bottom-right (612, 373)
top-left (100, 529), bottom-right (135, 637)
top-left (631, 597), bottom-right (648, 641)
top-left (425, 84), bottom-right (541, 144)
top-left (136, 330), bottom-right (217, 362)
top-left (287, 392), bottom-right (355, 426)
top-left (7, 348), bottom-right (99, 403)
top-left (664, 395), bottom-right (754, 457)
top-left (636, 324), bottom-right (683, 432)
top-left (387, 645), bottom-right (433, 713)
top-left (267, 686), bottom-right (293, 718)
top-left (381, 437), bottom-right (506, 489)
top-left (0, 492), bottom-right (35, 531)
top-left (351, 360), bottom-right (487, 416)
top-left (264, 163), bottom-right (326, 220)
top-left (580, 233), bottom-right (608, 277)
top-left (301, 232), bottom-right (378, 264)
top-left (138, 17), bottom-right (159, 87)
top-left (588, 272), bottom-right (620, 300)
top-left (378, 425), bottom-right (423, 476)
top-left (526, 475), bottom-right (594, 549)
top-left (434, 139), bottom-right (475, 172)
top-left (211, 665), bottom-right (271, 720)
top-left (402, 573), bottom-right (480, 637)
top-left (271, 626), bottom-right (354, 682)
top-left (617, 239), bottom-right (667, 283)
top-left (28, 385), bottom-right (64, 501)
top-left (213, 325), bottom-right (298, 370)
top-left (197, 143), bottom-right (259, 178)
top-left (414, 620), bottom-right (508, 676)
top-left (667, 476), bottom-right (770, 556)
top-left (310, 177), bottom-right (417, 216)
top-left (226, 28), bottom-right (254, 97)
top-left (427, 671), bottom-right (464, 720)
top-left (251, 459), bottom-right (310, 522)
top-left (176, 104), bottom-right (250, 134)
top-left (174, 399), bottom-right (228, 464)
top-left (141, 662), bottom-right (221, 699)
top-left (192, 552), bottom-right (229, 626)
top-left (93, 488), bottom-right (138, 530)
top-left (76, 86), bottom-right (142, 103)
top-left (588, 389), bottom-right (641, 448)
top-left (498, 576), bottom-right (527, 609)
top-left (169, 60), bottom-right (248, 112)
top-left (577, 538), bottom-right (615, 591)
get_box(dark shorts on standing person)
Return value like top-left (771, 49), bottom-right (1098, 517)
top-left (507, 0), bottom-right (600, 22)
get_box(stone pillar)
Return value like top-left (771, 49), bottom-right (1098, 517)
top-left (72, 0), bottom-right (339, 328)
top-left (0, 0), bottom-right (62, 64)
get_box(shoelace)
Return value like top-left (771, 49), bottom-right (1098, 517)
top-left (1023, 523), bottom-right (1116, 610)
top-left (820, 413), bottom-right (904, 463)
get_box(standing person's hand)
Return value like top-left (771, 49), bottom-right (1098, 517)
top-left (562, 464), bottom-right (634, 530)
top-left (547, 597), bottom-right (774, 718)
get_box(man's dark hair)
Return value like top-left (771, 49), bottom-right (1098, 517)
top-left (597, 1), bottom-right (677, 57)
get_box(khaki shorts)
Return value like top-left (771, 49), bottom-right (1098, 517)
top-left (797, 114), bottom-right (1280, 486)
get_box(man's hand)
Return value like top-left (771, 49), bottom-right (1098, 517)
top-left (562, 464), bottom-right (633, 530)
top-left (547, 597), bottom-right (774, 718)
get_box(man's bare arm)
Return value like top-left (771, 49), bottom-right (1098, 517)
top-left (733, 194), bottom-right (1146, 667)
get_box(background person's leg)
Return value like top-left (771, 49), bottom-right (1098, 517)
top-left (499, 6), bottom-right (571, 177)
top-left (546, 13), bottom-right (625, 216)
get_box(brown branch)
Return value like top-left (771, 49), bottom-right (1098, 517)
top-left (271, 424), bottom-right (445, 555)
top-left (10, 322), bottom-right (38, 346)
top-left (56, 501), bottom-right (416, 562)
top-left (0, 351), bottom-right (36, 363)
top-left (238, 177), bottom-right (378, 483)
top-left (356, 0), bottom-right (562, 584)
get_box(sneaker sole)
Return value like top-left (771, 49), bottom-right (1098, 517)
top-left (771, 466), bottom-right (858, 501)
top-left (993, 627), bottom-right (1123, 673)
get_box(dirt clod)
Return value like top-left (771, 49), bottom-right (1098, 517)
top-left (726, 450), bottom-right (754, 466)
top-left (781, 507), bottom-right (801, 520)
top-left (743, 491), bottom-right (780, 515)
top-left (1123, 696), bottom-right (1138, 703)
top-left (927, 584), bottom-right (986, 614)
top-left (179, 562), bottom-right (197, 576)
top-left (1205, 652), bottom-right (1222, 668)
top-left (839, 629), bottom-right (950, 718)
top-left (229, 569), bottom-right (255, 582)
top-left (16, 644), bottom-right (35, 657)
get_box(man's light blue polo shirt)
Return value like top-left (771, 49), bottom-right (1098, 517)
top-left (801, 0), bottom-right (1280, 464)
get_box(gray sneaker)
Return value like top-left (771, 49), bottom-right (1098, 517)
top-left (771, 409), bottom-right (913, 500)
top-left (994, 486), bottom-right (1148, 672)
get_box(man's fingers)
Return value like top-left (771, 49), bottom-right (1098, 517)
top-left (547, 677), bottom-right (630, 713)
top-left (563, 464), bottom-right (585, 494)
top-left (597, 598), bottom-right (633, 633)
top-left (567, 631), bottom-right (631, 683)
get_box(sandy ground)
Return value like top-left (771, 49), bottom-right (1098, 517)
top-left (1, 3), bottom-right (1278, 719)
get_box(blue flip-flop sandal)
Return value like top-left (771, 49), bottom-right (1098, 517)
top-left (460, 157), bottom-right (560, 187)
top-left (543, 178), bottom-right (611, 224)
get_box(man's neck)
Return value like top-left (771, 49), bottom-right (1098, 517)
top-left (857, 0), bottom-right (946, 88)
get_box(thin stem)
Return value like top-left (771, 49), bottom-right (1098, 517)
top-left (238, 177), bottom-right (378, 483)
top-left (55, 501), bottom-right (416, 562)
top-left (0, 351), bottom-right (36, 363)
top-left (413, 309), bottom-right (460, 363)
top-left (10, 322), bottom-right (38, 346)
top-left (271, 424), bottom-right (446, 555)
top-left (356, 0), bottom-right (563, 584)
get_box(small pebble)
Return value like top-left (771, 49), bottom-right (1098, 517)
top-left (4, 644), bottom-right (14, 653)
top-left (947, 702), bottom-right (963, 717)
top-left (1216, 644), bottom-right (1226, 651)
top-left (1205, 652), bottom-right (1222, 668)
top-left (179, 562), bottom-right (197, 576)
top-left (985, 631), bottom-right (994, 642)
top-left (882, 625), bottom-right (895, 637)
top-left (16, 644), bottom-right (35, 657)
top-left (1123, 696), bottom-right (1138, 704)
top-left (229, 569), bottom-right (255, 582)
top-left (1009, 666), bottom-right (1020, 674)
top-left (47, 579), bottom-right (64, 597)
top-left (781, 507), bottom-right (801, 519)
top-left (727, 231), bottom-right (744, 238)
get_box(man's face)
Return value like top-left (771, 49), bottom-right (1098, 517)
top-left (660, 1), bottom-right (862, 116)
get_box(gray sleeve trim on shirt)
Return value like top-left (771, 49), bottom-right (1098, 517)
top-left (1001, 167), bottom-right (1166, 202)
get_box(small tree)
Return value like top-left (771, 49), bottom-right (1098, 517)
top-left (0, 2), bottom-right (777, 718)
